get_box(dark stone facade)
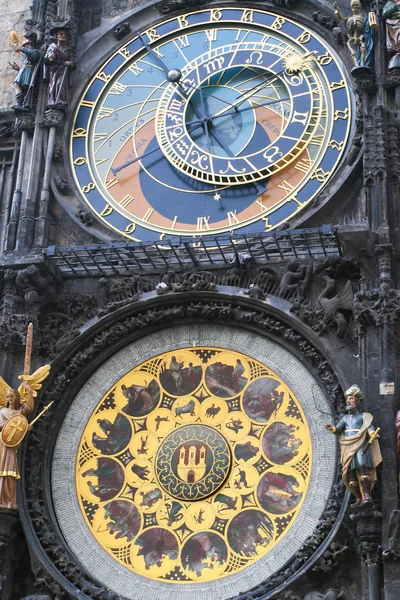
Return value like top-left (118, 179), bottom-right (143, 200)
top-left (0, 0), bottom-right (399, 599)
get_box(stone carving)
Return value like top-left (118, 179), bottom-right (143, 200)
top-left (334, 1), bottom-right (376, 69)
top-left (271, 0), bottom-right (297, 6)
top-left (11, 32), bottom-right (41, 112)
top-left (326, 385), bottom-right (382, 510)
top-left (15, 264), bottom-right (59, 314)
top-left (317, 277), bottom-right (354, 337)
top-left (314, 256), bottom-right (360, 280)
top-left (114, 22), bottom-right (131, 40)
top-left (279, 260), bottom-right (312, 299)
top-left (21, 594), bottom-right (52, 600)
top-left (304, 592), bottom-right (343, 600)
top-left (354, 287), bottom-right (400, 331)
top-left (161, 0), bottom-right (207, 14)
top-left (312, 541), bottom-right (349, 573)
top-left (13, 112), bottom-right (35, 135)
top-left (313, 10), bottom-right (344, 45)
top-left (54, 176), bottom-right (71, 195)
top-left (99, 276), bottom-right (143, 315)
top-left (313, 10), bottom-right (339, 31)
top-left (43, 108), bottom-right (65, 129)
top-left (383, 0), bottom-right (400, 70)
top-left (156, 271), bottom-right (217, 294)
top-left (76, 209), bottom-right (93, 226)
top-left (44, 25), bottom-right (75, 108)
top-left (23, 297), bottom-right (345, 600)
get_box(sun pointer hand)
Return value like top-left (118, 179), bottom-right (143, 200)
top-left (234, 50), bottom-right (316, 107)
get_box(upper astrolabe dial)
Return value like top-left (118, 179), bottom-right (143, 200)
top-left (70, 8), bottom-right (354, 241)
top-left (156, 44), bottom-right (321, 186)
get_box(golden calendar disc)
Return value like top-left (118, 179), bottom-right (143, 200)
top-left (76, 347), bottom-right (312, 583)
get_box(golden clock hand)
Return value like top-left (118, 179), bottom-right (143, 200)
top-left (111, 122), bottom-right (204, 175)
top-left (137, 31), bottom-right (172, 78)
top-left (178, 80), bottom-right (238, 110)
top-left (209, 95), bottom-right (290, 123)
top-left (185, 96), bottom-right (289, 128)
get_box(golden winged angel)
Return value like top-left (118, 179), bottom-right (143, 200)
top-left (0, 365), bottom-right (50, 509)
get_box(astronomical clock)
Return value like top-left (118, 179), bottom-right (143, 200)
top-left (7, 1), bottom-right (369, 600)
top-left (70, 6), bottom-right (353, 241)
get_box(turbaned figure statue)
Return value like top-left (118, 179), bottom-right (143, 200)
top-left (325, 385), bottom-right (382, 509)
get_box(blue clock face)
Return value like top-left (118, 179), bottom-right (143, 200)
top-left (70, 7), bottom-right (354, 242)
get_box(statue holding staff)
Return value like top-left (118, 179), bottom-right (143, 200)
top-left (325, 385), bottom-right (382, 509)
top-left (44, 25), bottom-right (75, 107)
top-left (0, 323), bottom-right (50, 510)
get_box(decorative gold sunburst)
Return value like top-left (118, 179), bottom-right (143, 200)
top-left (284, 51), bottom-right (316, 74)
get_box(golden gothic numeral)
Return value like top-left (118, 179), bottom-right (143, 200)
top-left (241, 9), bottom-right (253, 22)
top-left (271, 16), bottom-right (285, 30)
top-left (81, 100), bottom-right (95, 108)
top-left (125, 222), bottom-right (136, 234)
top-left (297, 31), bottom-right (311, 44)
top-left (178, 15), bottom-right (189, 28)
top-left (73, 128), bottom-right (86, 137)
top-left (211, 9), bottom-right (222, 21)
top-left (96, 71), bottom-right (111, 83)
top-left (73, 157), bottom-right (87, 166)
top-left (334, 108), bottom-right (350, 121)
top-left (100, 204), bottom-right (113, 217)
top-left (329, 140), bottom-right (344, 151)
top-left (330, 80), bottom-right (346, 91)
top-left (82, 183), bottom-right (96, 193)
top-left (312, 168), bottom-right (331, 183)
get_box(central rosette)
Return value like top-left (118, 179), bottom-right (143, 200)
top-left (155, 424), bottom-right (231, 501)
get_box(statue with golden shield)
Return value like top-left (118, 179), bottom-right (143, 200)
top-left (0, 324), bottom-right (51, 510)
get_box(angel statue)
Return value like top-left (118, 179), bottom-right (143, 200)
top-left (0, 324), bottom-right (50, 510)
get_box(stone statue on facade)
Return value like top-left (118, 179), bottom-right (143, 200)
top-left (334, 1), bottom-right (376, 70)
top-left (10, 32), bottom-right (41, 113)
top-left (383, 0), bottom-right (400, 70)
top-left (44, 25), bottom-right (75, 108)
top-left (0, 324), bottom-right (50, 510)
top-left (325, 385), bottom-right (382, 509)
